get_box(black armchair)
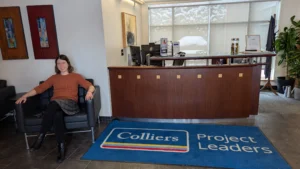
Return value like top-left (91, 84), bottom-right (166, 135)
top-left (0, 80), bottom-right (16, 120)
top-left (15, 79), bottom-right (101, 149)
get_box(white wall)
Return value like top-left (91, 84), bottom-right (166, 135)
top-left (142, 4), bottom-right (150, 45)
top-left (0, 0), bottom-right (112, 116)
top-left (102, 0), bottom-right (142, 66)
top-left (141, 4), bottom-right (149, 44)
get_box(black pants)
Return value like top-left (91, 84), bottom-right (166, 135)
top-left (40, 101), bottom-right (65, 143)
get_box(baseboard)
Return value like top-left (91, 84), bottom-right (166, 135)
top-left (99, 116), bottom-right (114, 123)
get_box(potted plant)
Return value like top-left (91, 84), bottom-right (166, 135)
top-left (294, 80), bottom-right (300, 100)
top-left (288, 51), bottom-right (300, 99)
top-left (291, 15), bottom-right (300, 49)
top-left (290, 16), bottom-right (300, 99)
top-left (275, 17), bottom-right (299, 94)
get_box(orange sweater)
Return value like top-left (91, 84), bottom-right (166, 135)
top-left (34, 73), bottom-right (92, 102)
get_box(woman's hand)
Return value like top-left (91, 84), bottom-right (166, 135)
top-left (15, 90), bottom-right (37, 104)
top-left (85, 91), bottom-right (93, 100)
top-left (16, 96), bottom-right (27, 104)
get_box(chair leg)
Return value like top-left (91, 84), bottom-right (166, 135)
top-left (24, 133), bottom-right (29, 150)
top-left (91, 127), bottom-right (95, 143)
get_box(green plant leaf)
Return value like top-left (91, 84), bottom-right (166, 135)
top-left (291, 15), bottom-right (297, 26)
top-left (276, 17), bottom-right (300, 78)
top-left (291, 15), bottom-right (300, 27)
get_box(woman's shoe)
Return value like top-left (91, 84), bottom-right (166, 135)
top-left (30, 133), bottom-right (45, 151)
top-left (57, 143), bottom-right (66, 163)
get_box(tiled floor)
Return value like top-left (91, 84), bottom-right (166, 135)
top-left (0, 92), bottom-right (300, 169)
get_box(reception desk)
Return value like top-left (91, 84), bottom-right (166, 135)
top-left (108, 53), bottom-right (276, 119)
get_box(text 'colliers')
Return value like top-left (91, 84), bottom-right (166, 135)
top-left (117, 132), bottom-right (179, 142)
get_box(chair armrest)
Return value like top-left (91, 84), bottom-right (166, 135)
top-left (86, 85), bottom-right (101, 127)
top-left (0, 86), bottom-right (16, 101)
top-left (15, 103), bottom-right (26, 132)
top-left (15, 95), bottom-right (40, 133)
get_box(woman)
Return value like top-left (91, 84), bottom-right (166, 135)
top-left (16, 54), bottom-right (95, 163)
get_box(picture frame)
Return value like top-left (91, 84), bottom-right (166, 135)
top-left (121, 12), bottom-right (137, 48)
top-left (245, 35), bottom-right (261, 52)
top-left (27, 5), bottom-right (59, 59)
top-left (0, 7), bottom-right (28, 60)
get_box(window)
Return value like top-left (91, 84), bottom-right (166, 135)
top-left (149, 0), bottom-right (281, 79)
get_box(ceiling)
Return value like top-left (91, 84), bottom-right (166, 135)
top-left (144, 0), bottom-right (216, 2)
top-left (143, 0), bottom-right (264, 3)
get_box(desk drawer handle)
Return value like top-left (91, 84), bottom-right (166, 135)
top-left (118, 75), bottom-right (122, 79)
top-left (137, 75), bottom-right (141, 79)
top-left (239, 73), bottom-right (243, 77)
top-left (177, 75), bottom-right (181, 79)
top-left (218, 74), bottom-right (222, 78)
top-left (156, 75), bottom-right (160, 79)
top-left (197, 74), bottom-right (202, 79)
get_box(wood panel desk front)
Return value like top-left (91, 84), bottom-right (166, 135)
top-left (109, 65), bottom-right (262, 119)
top-left (109, 52), bottom-right (276, 119)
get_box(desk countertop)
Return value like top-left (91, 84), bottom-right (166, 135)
top-left (149, 52), bottom-right (276, 61)
top-left (108, 64), bottom-right (265, 69)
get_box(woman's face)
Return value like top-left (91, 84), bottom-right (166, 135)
top-left (57, 59), bottom-right (69, 73)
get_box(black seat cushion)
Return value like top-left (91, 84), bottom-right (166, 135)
top-left (24, 112), bottom-right (88, 126)
top-left (64, 112), bottom-right (87, 123)
top-left (24, 117), bottom-right (42, 126)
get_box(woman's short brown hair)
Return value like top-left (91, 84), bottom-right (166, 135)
top-left (55, 54), bottom-right (74, 74)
